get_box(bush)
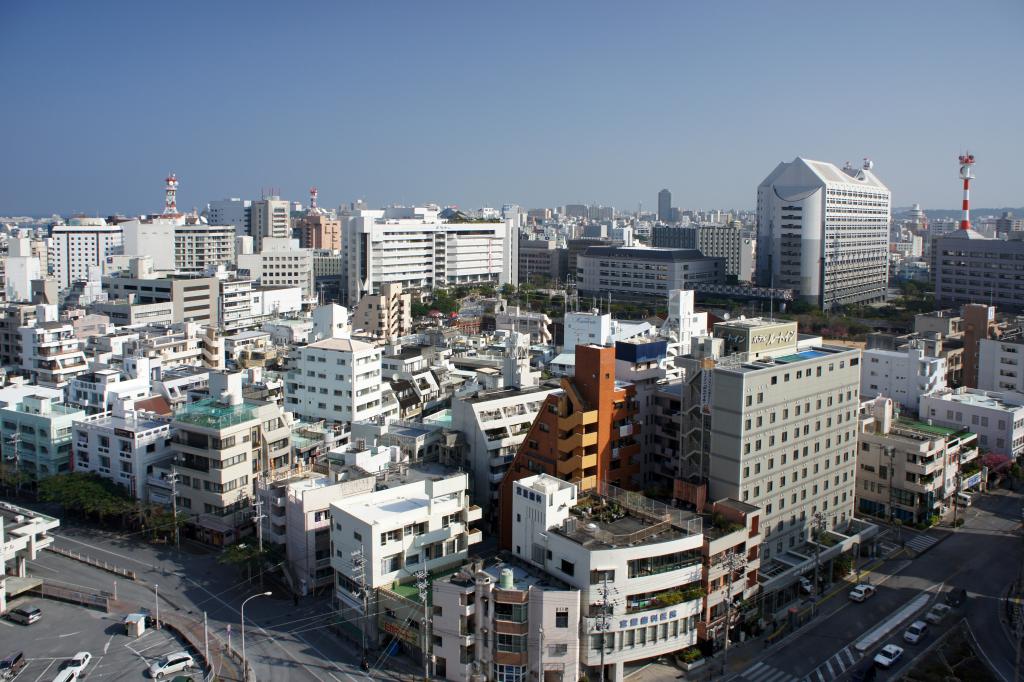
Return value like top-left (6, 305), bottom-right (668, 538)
top-left (679, 647), bottom-right (703, 663)
top-left (953, 518), bottom-right (965, 527)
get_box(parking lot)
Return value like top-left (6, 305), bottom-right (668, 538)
top-left (2, 597), bottom-right (198, 681)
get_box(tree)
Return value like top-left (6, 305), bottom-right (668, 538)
top-left (38, 472), bottom-right (133, 520)
top-left (218, 542), bottom-right (266, 583)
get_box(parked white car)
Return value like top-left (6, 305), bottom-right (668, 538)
top-left (54, 652), bottom-right (92, 680)
top-left (148, 651), bottom-right (194, 679)
top-left (925, 603), bottom-right (952, 624)
top-left (903, 620), bottom-right (928, 644)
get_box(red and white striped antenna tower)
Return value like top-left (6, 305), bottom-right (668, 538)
top-left (163, 172), bottom-right (179, 215)
top-left (309, 186), bottom-right (320, 214)
top-left (958, 152), bottom-right (975, 231)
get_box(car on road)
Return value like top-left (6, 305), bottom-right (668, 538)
top-left (7, 605), bottom-right (41, 625)
top-left (873, 644), bottom-right (904, 668)
top-left (903, 620), bottom-right (928, 644)
top-left (0, 652), bottom-right (26, 681)
top-left (149, 651), bottom-right (195, 679)
top-left (925, 603), bottom-right (952, 624)
top-left (849, 584), bottom-right (876, 602)
top-left (57, 652), bottom-right (92, 679)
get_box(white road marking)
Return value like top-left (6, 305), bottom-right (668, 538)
top-left (31, 660), bottom-right (57, 682)
top-left (57, 631), bottom-right (81, 638)
top-left (103, 634), bottom-right (114, 654)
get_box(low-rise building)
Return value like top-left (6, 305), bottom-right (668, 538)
top-left (510, 475), bottom-right (704, 682)
top-left (861, 342), bottom-right (946, 414)
top-left (350, 282), bottom-right (411, 341)
top-left (0, 394), bottom-right (85, 478)
top-left (919, 387), bottom-right (1024, 460)
top-left (19, 318), bottom-right (88, 389)
top-left (576, 246), bottom-right (725, 301)
top-left (857, 396), bottom-right (979, 523)
top-left (73, 399), bottom-right (172, 501)
top-left (432, 557), bottom-right (581, 682)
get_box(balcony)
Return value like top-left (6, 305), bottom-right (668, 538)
top-left (467, 528), bottom-right (483, 545)
top-left (562, 410), bottom-right (598, 430)
top-left (557, 430), bottom-right (598, 454)
top-left (466, 505), bottom-right (482, 523)
top-left (557, 449), bottom-right (597, 476)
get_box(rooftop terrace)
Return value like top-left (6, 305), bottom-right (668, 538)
top-left (173, 397), bottom-right (259, 430)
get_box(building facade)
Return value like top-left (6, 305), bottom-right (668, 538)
top-left (576, 247), bottom-right (725, 301)
top-left (284, 337), bottom-right (383, 425)
top-left (860, 344), bottom-right (946, 415)
top-left (350, 282), bottom-right (412, 340)
top-left (919, 387), bottom-right (1024, 459)
top-left (756, 158), bottom-right (890, 308)
top-left (934, 232), bottom-right (1024, 313)
top-left (50, 218), bottom-right (123, 288)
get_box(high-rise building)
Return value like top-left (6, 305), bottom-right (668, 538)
top-left (350, 282), bottom-right (412, 340)
top-left (249, 197), bottom-right (291, 252)
top-left (207, 198), bottom-right (252, 237)
top-left (498, 344), bottom-right (642, 547)
top-left (934, 232), bottom-right (1024, 314)
top-left (658, 188), bottom-right (672, 223)
top-left (756, 158), bottom-right (890, 308)
top-left (50, 218), bottom-right (123, 288)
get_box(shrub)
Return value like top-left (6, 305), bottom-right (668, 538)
top-left (679, 647), bottom-right (703, 663)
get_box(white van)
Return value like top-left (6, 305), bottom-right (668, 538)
top-left (957, 492), bottom-right (973, 507)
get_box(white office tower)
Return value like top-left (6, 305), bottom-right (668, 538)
top-left (207, 198), bottom-right (251, 236)
top-left (756, 158), bottom-right (890, 308)
top-left (5, 237), bottom-right (42, 302)
top-left (343, 206), bottom-right (518, 306)
top-left (249, 197), bottom-right (291, 252)
top-left (50, 217), bottom-right (123, 288)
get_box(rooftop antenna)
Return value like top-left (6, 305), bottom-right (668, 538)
top-left (163, 173), bottom-right (179, 215)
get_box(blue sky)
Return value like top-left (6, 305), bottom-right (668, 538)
top-left (1, 1), bottom-right (1021, 216)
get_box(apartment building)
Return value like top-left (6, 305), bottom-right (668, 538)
top-left (510, 475), bottom-right (705, 682)
top-left (171, 372), bottom-right (293, 545)
top-left (207, 198), bottom-right (251, 236)
top-left (756, 158), bottom-right (891, 307)
top-left (0, 395), bottom-right (85, 478)
top-left (295, 212), bottom-right (341, 251)
top-left (860, 343), bottom-right (946, 414)
top-left (50, 217), bottom-right (123, 288)
top-left (73, 399), bottom-right (172, 501)
top-left (499, 344), bottom-right (642, 548)
top-left (103, 263), bottom-right (220, 327)
top-left (0, 502), bottom-right (59, 614)
top-left (343, 206), bottom-right (518, 306)
top-left (857, 396), bottom-right (979, 524)
top-left (919, 387), bottom-right (1024, 459)
top-left (284, 337), bottom-right (383, 425)
top-left (652, 225), bottom-right (754, 281)
top-left (432, 557), bottom-right (581, 682)
top-left (0, 304), bottom-right (37, 368)
top-left (67, 361), bottom-right (154, 414)
top-left (978, 328), bottom-right (1024, 393)
top-left (706, 319), bottom-right (862, 562)
top-left (576, 246), bottom-right (725, 301)
top-left (350, 282), bottom-right (412, 340)
top-left (494, 301), bottom-right (553, 345)
top-left (329, 466), bottom-right (482, 643)
top-left (173, 223), bottom-right (236, 274)
top-left (698, 499), bottom-right (762, 647)
top-left (19, 319), bottom-right (88, 389)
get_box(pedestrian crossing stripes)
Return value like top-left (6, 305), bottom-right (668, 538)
top-left (739, 661), bottom-right (800, 682)
top-left (803, 646), bottom-right (859, 682)
top-left (904, 533), bottom-right (940, 553)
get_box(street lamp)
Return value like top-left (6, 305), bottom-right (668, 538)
top-left (241, 591), bottom-right (272, 681)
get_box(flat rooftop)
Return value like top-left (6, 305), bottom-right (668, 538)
top-left (718, 345), bottom-right (855, 375)
top-left (173, 397), bottom-right (260, 429)
top-left (928, 389), bottom-right (1024, 411)
top-left (464, 384), bottom-right (554, 405)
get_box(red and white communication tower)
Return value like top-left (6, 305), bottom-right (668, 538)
top-left (309, 186), bottom-right (320, 214)
top-left (958, 153), bottom-right (975, 231)
top-left (163, 172), bottom-right (179, 215)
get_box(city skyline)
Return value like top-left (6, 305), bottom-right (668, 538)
top-left (1, 1), bottom-right (1022, 215)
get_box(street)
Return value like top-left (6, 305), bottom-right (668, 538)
top-left (733, 486), bottom-right (1023, 682)
top-left (20, 515), bottom-right (413, 682)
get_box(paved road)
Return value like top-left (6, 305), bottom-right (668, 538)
top-left (734, 486), bottom-right (1023, 682)
top-left (22, 518), bottom-right (415, 682)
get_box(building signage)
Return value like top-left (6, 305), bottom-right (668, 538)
top-left (964, 472), bottom-right (982, 489)
top-left (383, 620), bottom-right (417, 645)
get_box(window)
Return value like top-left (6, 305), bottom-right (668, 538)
top-left (555, 609), bottom-right (569, 628)
top-left (496, 633), bottom-right (527, 653)
top-left (560, 559), bottom-right (575, 576)
top-left (493, 664), bottom-right (526, 682)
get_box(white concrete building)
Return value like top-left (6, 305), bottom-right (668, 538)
top-left (861, 343), bottom-right (946, 414)
top-left (511, 475), bottom-right (704, 682)
top-left (343, 207), bottom-right (518, 306)
top-left (72, 399), bottom-right (172, 501)
top-left (19, 312), bottom-right (88, 389)
top-left (919, 387), bottom-right (1024, 459)
top-left (0, 502), bottom-right (59, 614)
top-left (173, 223), bottom-right (236, 274)
top-left (4, 237), bottom-right (42, 303)
top-left (756, 158), bottom-right (891, 307)
top-left (237, 237), bottom-right (315, 298)
top-left (50, 218), bottom-right (123, 288)
top-left (66, 357), bottom-right (156, 413)
top-left (284, 337), bottom-right (383, 425)
top-left (494, 300), bottom-right (553, 345)
top-left (249, 197), bottom-right (291, 252)
top-left (978, 332), bottom-right (1024, 394)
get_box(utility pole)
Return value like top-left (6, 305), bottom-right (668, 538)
top-left (352, 547), bottom-right (369, 671)
top-left (811, 511), bottom-right (825, 617)
top-left (204, 611), bottom-right (209, 670)
top-left (252, 494), bottom-right (265, 585)
top-left (721, 549), bottom-right (746, 675)
top-left (154, 584), bottom-right (160, 629)
top-left (538, 626), bottom-right (545, 678)
top-left (416, 567), bottom-right (430, 682)
top-left (169, 471), bottom-right (180, 550)
top-left (7, 432), bottom-right (21, 496)
top-left (596, 573), bottom-right (611, 682)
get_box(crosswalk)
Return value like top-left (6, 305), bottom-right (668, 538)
top-left (802, 645), bottom-right (860, 682)
top-left (904, 532), bottom-right (940, 553)
top-left (738, 661), bottom-right (801, 682)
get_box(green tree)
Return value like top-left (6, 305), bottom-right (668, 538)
top-left (218, 542), bottom-right (266, 583)
top-left (38, 472), bottom-right (133, 520)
